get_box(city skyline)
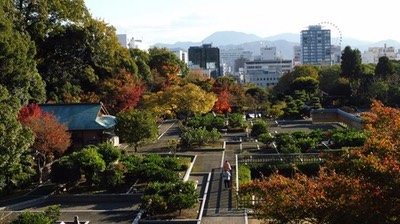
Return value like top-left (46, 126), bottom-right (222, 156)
top-left (85, 0), bottom-right (400, 45)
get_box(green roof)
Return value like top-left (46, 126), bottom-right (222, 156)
top-left (39, 103), bottom-right (116, 131)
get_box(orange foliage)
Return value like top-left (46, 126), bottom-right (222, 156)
top-left (213, 90), bottom-right (232, 114)
top-left (18, 104), bottom-right (43, 124)
top-left (240, 100), bottom-right (400, 223)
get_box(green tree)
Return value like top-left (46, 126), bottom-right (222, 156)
top-left (375, 56), bottom-right (395, 81)
top-left (116, 109), bottom-right (158, 152)
top-left (291, 76), bottom-right (319, 95)
top-left (38, 19), bottom-right (137, 102)
top-left (129, 48), bottom-right (152, 86)
top-left (141, 180), bottom-right (198, 215)
top-left (96, 142), bottom-right (122, 167)
top-left (11, 205), bottom-right (60, 224)
top-left (49, 155), bottom-right (81, 188)
top-left (14, 0), bottom-right (90, 46)
top-left (250, 120), bottom-right (269, 138)
top-left (72, 146), bottom-right (106, 187)
top-left (0, 86), bottom-right (35, 192)
top-left (245, 86), bottom-right (269, 117)
top-left (341, 46), bottom-right (362, 98)
top-left (0, 2), bottom-right (46, 103)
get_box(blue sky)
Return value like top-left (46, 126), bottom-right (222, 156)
top-left (84, 0), bottom-right (399, 45)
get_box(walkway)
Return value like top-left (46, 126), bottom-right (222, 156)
top-left (198, 144), bottom-right (247, 224)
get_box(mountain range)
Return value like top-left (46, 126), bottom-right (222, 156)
top-left (153, 31), bottom-right (400, 59)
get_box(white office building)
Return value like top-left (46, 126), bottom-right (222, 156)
top-left (244, 59), bottom-right (293, 88)
top-left (220, 48), bottom-right (253, 75)
top-left (362, 45), bottom-right (400, 64)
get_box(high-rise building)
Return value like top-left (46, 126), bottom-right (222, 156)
top-left (301, 25), bottom-right (331, 65)
top-left (188, 44), bottom-right (221, 77)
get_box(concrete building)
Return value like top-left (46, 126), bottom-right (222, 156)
top-left (244, 59), bottom-right (293, 88)
top-left (117, 34), bottom-right (128, 48)
top-left (301, 25), bottom-right (331, 65)
top-left (293, 45), bottom-right (301, 66)
top-left (170, 48), bottom-right (189, 64)
top-left (362, 45), bottom-right (400, 64)
top-left (188, 44), bottom-right (221, 78)
top-left (220, 48), bottom-right (253, 75)
top-left (260, 46), bottom-right (279, 60)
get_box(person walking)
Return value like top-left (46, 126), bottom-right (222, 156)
top-left (223, 160), bottom-right (232, 173)
top-left (222, 169), bottom-right (231, 189)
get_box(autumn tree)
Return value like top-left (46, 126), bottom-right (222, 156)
top-left (148, 47), bottom-right (187, 91)
top-left (213, 90), bottom-right (232, 114)
top-left (99, 71), bottom-right (145, 113)
top-left (116, 109), bottom-right (158, 152)
top-left (19, 104), bottom-right (71, 183)
top-left (240, 100), bottom-right (400, 223)
top-left (142, 83), bottom-right (217, 120)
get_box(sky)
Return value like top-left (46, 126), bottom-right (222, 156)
top-left (84, 0), bottom-right (399, 46)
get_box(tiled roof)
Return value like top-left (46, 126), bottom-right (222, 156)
top-left (39, 103), bottom-right (116, 131)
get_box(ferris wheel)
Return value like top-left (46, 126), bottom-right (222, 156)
top-left (318, 21), bottom-right (343, 47)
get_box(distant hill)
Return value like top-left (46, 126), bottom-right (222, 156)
top-left (202, 31), bottom-right (263, 46)
top-left (153, 31), bottom-right (400, 59)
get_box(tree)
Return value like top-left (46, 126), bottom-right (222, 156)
top-left (0, 1), bottom-right (46, 103)
top-left (142, 83), bottom-right (217, 120)
top-left (213, 90), bottom-right (232, 114)
top-left (291, 76), bottom-right (319, 95)
top-left (148, 47), bottom-right (187, 91)
top-left (0, 86), bottom-right (35, 192)
top-left (240, 100), bottom-right (400, 223)
top-left (341, 46), bottom-right (362, 98)
top-left (116, 109), bottom-right (158, 152)
top-left (375, 56), bottom-right (395, 81)
top-left (38, 19), bottom-right (137, 102)
top-left (11, 205), bottom-right (60, 224)
top-left (250, 120), bottom-right (269, 138)
top-left (129, 48), bottom-right (152, 86)
top-left (245, 86), bottom-right (269, 117)
top-left (100, 71), bottom-right (145, 113)
top-left (141, 180), bottom-right (198, 215)
top-left (19, 104), bottom-right (71, 183)
top-left (72, 146), bottom-right (106, 187)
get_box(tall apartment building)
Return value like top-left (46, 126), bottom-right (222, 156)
top-left (188, 44), bottom-right (221, 77)
top-left (301, 25), bottom-right (331, 65)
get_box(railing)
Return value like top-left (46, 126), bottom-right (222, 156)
top-left (237, 153), bottom-right (324, 166)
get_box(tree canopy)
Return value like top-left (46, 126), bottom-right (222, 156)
top-left (240, 100), bottom-right (400, 223)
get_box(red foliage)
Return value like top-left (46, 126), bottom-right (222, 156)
top-left (25, 112), bottom-right (71, 158)
top-left (18, 104), bottom-right (43, 124)
top-left (115, 83), bottom-right (145, 112)
top-left (213, 90), bottom-right (232, 114)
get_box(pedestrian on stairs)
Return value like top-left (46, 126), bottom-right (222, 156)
top-left (222, 170), bottom-right (231, 189)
